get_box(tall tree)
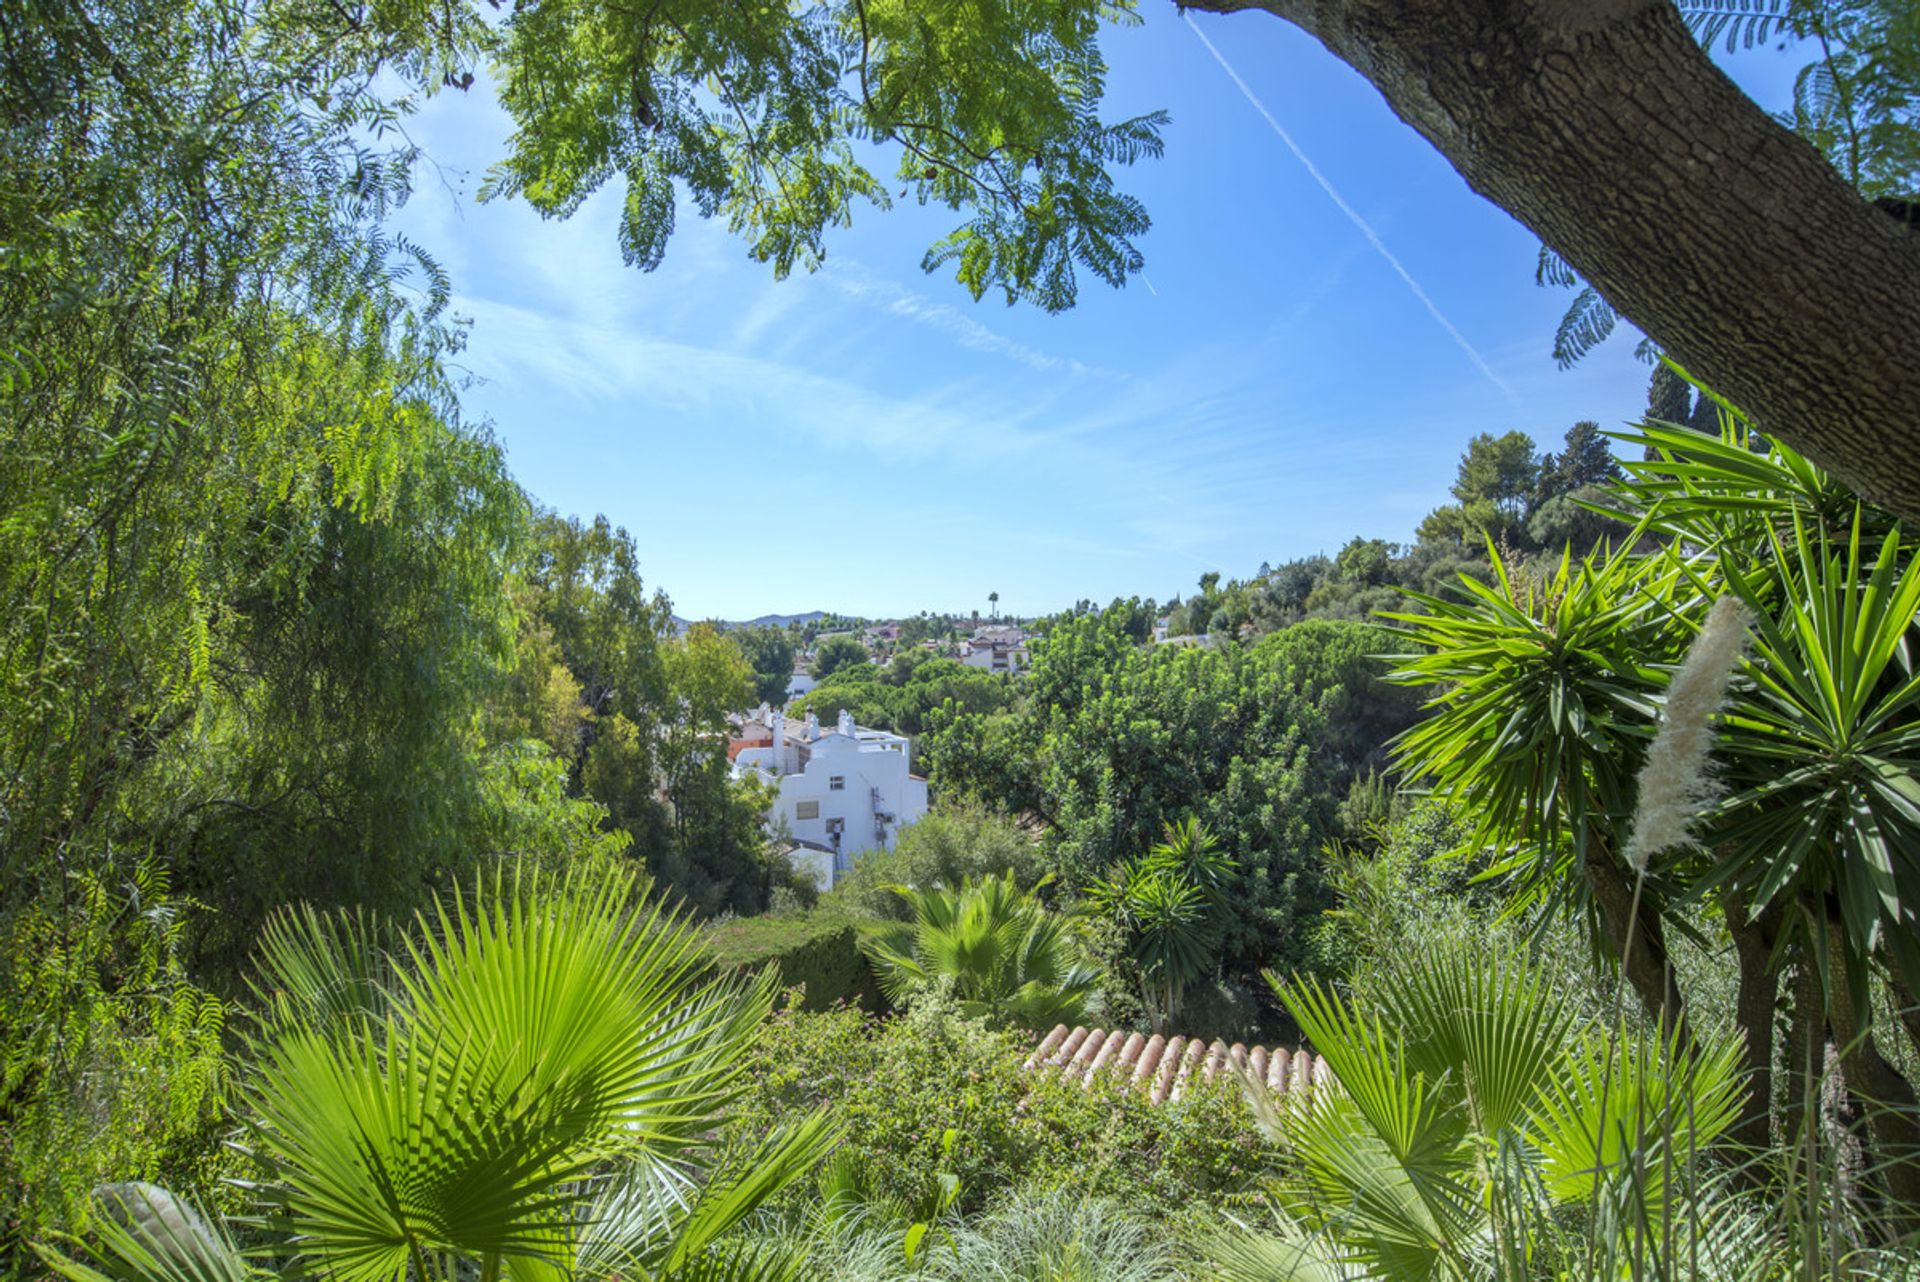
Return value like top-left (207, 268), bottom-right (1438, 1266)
top-left (1176, 0), bottom-right (1920, 521)
top-left (1647, 362), bottom-right (1697, 426)
top-left (1452, 431), bottom-right (1540, 520)
top-left (733, 625), bottom-right (798, 707)
top-left (811, 634), bottom-right (872, 680)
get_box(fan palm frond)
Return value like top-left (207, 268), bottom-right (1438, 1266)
top-left (66, 863), bottom-right (837, 1282)
top-left (865, 871), bottom-right (1094, 1029)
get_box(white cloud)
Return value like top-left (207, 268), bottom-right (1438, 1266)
top-left (822, 260), bottom-right (1121, 380)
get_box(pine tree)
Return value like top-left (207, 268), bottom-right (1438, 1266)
top-left (1647, 364), bottom-right (1695, 426)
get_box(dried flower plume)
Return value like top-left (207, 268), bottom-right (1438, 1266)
top-left (1625, 595), bottom-right (1753, 873)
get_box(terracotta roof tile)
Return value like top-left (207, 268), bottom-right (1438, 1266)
top-left (1025, 1024), bottom-right (1330, 1104)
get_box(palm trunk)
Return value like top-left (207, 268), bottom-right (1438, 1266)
top-left (1781, 954), bottom-right (1826, 1168)
top-left (1584, 846), bottom-right (1690, 1046)
top-left (1824, 923), bottom-right (1920, 1233)
top-left (1723, 889), bottom-right (1781, 1153)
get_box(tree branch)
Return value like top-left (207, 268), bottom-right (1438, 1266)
top-left (1175, 0), bottom-right (1920, 522)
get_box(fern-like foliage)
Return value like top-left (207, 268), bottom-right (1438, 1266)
top-left (486, 0), bottom-right (1164, 312)
top-left (1551, 286), bottom-right (1620, 368)
top-left (1681, 1), bottom-right (1798, 52)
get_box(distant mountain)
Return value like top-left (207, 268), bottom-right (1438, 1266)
top-left (670, 610), bottom-right (836, 631)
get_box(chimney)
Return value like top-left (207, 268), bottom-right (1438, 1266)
top-left (769, 710), bottom-right (785, 774)
top-left (805, 711), bottom-right (819, 739)
top-left (837, 708), bottom-right (855, 738)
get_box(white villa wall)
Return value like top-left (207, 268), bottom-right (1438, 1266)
top-left (786, 847), bottom-right (836, 892)
top-left (733, 710), bottom-right (929, 887)
top-left (958, 643), bottom-right (1027, 673)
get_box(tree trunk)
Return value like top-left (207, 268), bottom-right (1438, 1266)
top-left (1780, 954), bottom-right (1825, 1173)
top-left (1825, 925), bottom-right (1920, 1233)
top-left (1723, 889), bottom-right (1780, 1154)
top-left (1584, 846), bottom-right (1688, 1043)
top-left (1179, 0), bottom-right (1920, 523)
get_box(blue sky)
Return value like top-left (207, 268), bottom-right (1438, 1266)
top-left (389, 7), bottom-right (1792, 621)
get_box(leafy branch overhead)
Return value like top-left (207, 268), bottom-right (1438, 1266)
top-left (483, 0), bottom-right (1166, 311)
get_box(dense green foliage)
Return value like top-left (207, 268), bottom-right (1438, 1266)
top-left (12, 0), bottom-right (1920, 1270)
top-left (1390, 414), bottom-right (1920, 1229)
top-left (706, 913), bottom-right (885, 1013)
top-left (1090, 819), bottom-right (1236, 1032)
top-left (809, 635), bottom-right (874, 681)
top-left (733, 627), bottom-right (799, 707)
top-left (928, 613), bottom-right (1420, 1033)
top-left (791, 654), bottom-right (1018, 775)
top-left (1230, 944), bottom-right (1746, 1280)
top-left (717, 999), bottom-right (1272, 1234)
top-left (823, 804), bottom-right (1047, 921)
top-left (0, 863), bottom-right (228, 1243)
top-left (39, 865), bottom-right (836, 1282)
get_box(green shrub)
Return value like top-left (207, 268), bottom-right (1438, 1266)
top-left (823, 803), bottom-right (1046, 922)
top-left (706, 912), bottom-right (886, 1012)
top-left (720, 999), bottom-right (1273, 1237)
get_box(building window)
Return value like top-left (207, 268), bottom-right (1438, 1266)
top-left (795, 800), bottom-right (819, 820)
top-left (829, 776), bottom-right (845, 791)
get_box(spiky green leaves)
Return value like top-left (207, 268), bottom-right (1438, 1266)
top-left (1243, 946), bottom-right (1743, 1281)
top-left (863, 870), bottom-right (1096, 1031)
top-left (238, 864), bottom-right (834, 1281)
top-left (1091, 818), bottom-right (1237, 1029)
top-left (1384, 547), bottom-right (1690, 915)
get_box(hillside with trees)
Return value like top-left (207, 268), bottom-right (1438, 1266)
top-left (7, 0), bottom-right (1920, 1277)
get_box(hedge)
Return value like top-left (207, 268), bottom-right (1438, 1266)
top-left (705, 912), bottom-right (887, 1012)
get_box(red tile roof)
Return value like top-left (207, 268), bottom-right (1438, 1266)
top-left (1023, 1025), bottom-right (1331, 1104)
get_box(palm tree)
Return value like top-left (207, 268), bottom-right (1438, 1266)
top-left (1388, 413), bottom-right (1920, 1227)
top-left (988, 591), bottom-right (999, 621)
top-left (1091, 818), bottom-right (1235, 1032)
top-left (1211, 943), bottom-right (1749, 1282)
top-left (1385, 544), bottom-right (1697, 1038)
top-left (1620, 419), bottom-right (1920, 1218)
top-left (43, 864), bottom-right (835, 1282)
top-left (863, 871), bottom-right (1095, 1031)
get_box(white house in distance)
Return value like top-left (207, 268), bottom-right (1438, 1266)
top-left (957, 623), bottom-right (1029, 674)
top-left (729, 706), bottom-right (929, 890)
top-left (786, 661), bottom-right (817, 701)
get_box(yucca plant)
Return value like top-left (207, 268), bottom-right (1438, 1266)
top-left (1614, 416), bottom-right (1920, 1223)
top-left (1214, 944), bottom-right (1747, 1282)
top-left (864, 871), bottom-right (1096, 1031)
top-left (1383, 545), bottom-right (1702, 1035)
top-left (924, 1191), bottom-right (1179, 1282)
top-left (1089, 817), bottom-right (1237, 1032)
top-left (40, 863), bottom-right (836, 1282)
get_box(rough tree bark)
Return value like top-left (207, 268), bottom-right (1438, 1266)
top-left (1723, 888), bottom-right (1781, 1154)
top-left (1825, 923), bottom-right (1920, 1228)
top-left (1584, 845), bottom-right (1689, 1042)
top-left (1780, 955), bottom-right (1825, 1171)
top-left (1178, 0), bottom-right (1920, 522)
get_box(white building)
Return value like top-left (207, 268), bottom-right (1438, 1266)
top-left (730, 706), bottom-right (929, 889)
top-left (957, 625), bottom-right (1029, 674)
top-left (786, 661), bottom-right (817, 701)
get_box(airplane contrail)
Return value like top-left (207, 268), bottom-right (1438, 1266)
top-left (1184, 12), bottom-right (1523, 407)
